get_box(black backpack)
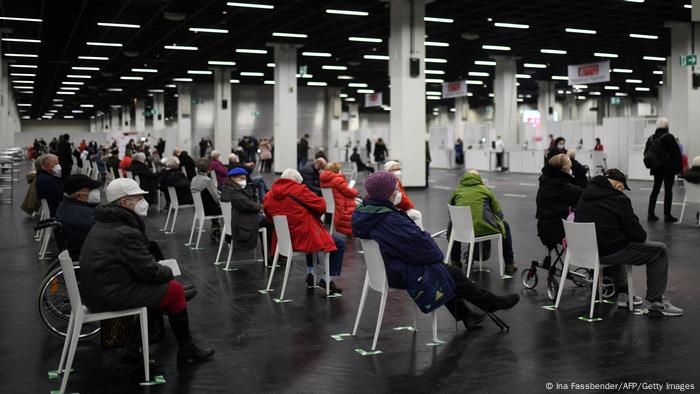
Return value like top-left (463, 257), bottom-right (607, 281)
top-left (643, 134), bottom-right (669, 169)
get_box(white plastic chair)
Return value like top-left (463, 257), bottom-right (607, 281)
top-left (209, 170), bottom-right (218, 189)
top-left (126, 170), bottom-right (134, 180)
top-left (35, 198), bottom-right (50, 241)
top-left (91, 162), bottom-right (100, 181)
top-left (352, 238), bottom-right (441, 352)
top-left (264, 215), bottom-right (334, 300)
top-left (134, 175), bottom-right (141, 187)
top-left (321, 188), bottom-right (336, 235)
top-left (678, 180), bottom-right (700, 225)
top-left (187, 192), bottom-right (224, 250)
top-left (38, 199), bottom-right (53, 259)
top-left (350, 161), bottom-right (359, 181)
top-left (555, 220), bottom-right (635, 320)
top-left (444, 204), bottom-right (505, 278)
top-left (55, 250), bottom-right (149, 394)
top-left (161, 187), bottom-right (195, 234)
top-left (215, 201), bottom-right (268, 270)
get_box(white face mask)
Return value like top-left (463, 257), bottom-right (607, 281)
top-left (52, 164), bottom-right (62, 177)
top-left (134, 199), bottom-right (149, 217)
top-left (557, 144), bottom-right (565, 150)
top-left (392, 170), bottom-right (402, 180)
top-left (88, 189), bottom-right (101, 204)
top-left (393, 191), bottom-right (403, 206)
top-left (235, 180), bottom-right (247, 188)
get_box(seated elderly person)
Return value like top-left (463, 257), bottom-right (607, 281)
top-left (448, 169), bottom-right (518, 274)
top-left (128, 152), bottom-right (158, 205)
top-left (80, 178), bottom-right (214, 363)
top-left (300, 158), bottom-right (327, 196)
top-left (319, 161), bottom-right (359, 237)
top-left (35, 154), bottom-right (64, 217)
top-left (228, 153), bottom-right (268, 200)
top-left (383, 160), bottom-right (423, 229)
top-left (263, 169), bottom-right (345, 294)
top-left (158, 156), bottom-right (194, 206)
top-left (208, 151), bottom-right (228, 187)
top-left (536, 154), bottom-right (583, 254)
top-left (190, 158), bottom-right (222, 228)
top-left (567, 149), bottom-right (589, 188)
top-left (104, 149), bottom-right (121, 179)
top-left (220, 167), bottom-right (272, 250)
top-left (55, 174), bottom-right (101, 250)
top-left (353, 172), bottom-right (519, 330)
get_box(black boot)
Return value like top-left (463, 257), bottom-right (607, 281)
top-left (168, 309), bottom-right (215, 364)
top-left (468, 291), bottom-right (520, 313)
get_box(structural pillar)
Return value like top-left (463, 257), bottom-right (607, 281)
top-left (89, 117), bottom-right (97, 133)
top-left (325, 88), bottom-right (343, 161)
top-left (270, 43), bottom-right (299, 173)
top-left (177, 84), bottom-right (193, 154)
top-left (213, 68), bottom-right (233, 164)
top-left (152, 93), bottom-right (165, 139)
top-left (537, 81), bottom-right (556, 132)
top-left (135, 99), bottom-right (146, 133)
top-left (389, 0), bottom-right (426, 187)
top-left (0, 56), bottom-right (9, 149)
top-left (453, 96), bottom-right (468, 142)
top-left (121, 105), bottom-right (131, 132)
top-left (493, 55), bottom-right (518, 146)
top-left (109, 111), bottom-right (116, 132)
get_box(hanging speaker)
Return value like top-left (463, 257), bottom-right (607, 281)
top-left (410, 57), bottom-right (420, 77)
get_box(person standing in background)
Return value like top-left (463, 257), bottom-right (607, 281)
top-left (365, 138), bottom-right (372, 160)
top-left (57, 134), bottom-right (73, 180)
top-left (645, 118), bottom-right (682, 223)
top-left (297, 134), bottom-right (310, 170)
top-left (373, 138), bottom-right (388, 167)
top-left (259, 138), bottom-right (273, 173)
top-left (594, 138), bottom-right (604, 151)
top-left (455, 138), bottom-right (464, 166)
top-left (495, 135), bottom-right (505, 171)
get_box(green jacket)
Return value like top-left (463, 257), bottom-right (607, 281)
top-left (449, 173), bottom-right (505, 237)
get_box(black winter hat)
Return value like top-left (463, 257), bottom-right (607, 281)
top-left (63, 174), bottom-right (101, 195)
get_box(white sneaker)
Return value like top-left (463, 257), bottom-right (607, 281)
top-left (616, 293), bottom-right (643, 308)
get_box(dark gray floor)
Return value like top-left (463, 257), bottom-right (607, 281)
top-left (1, 165), bottom-right (698, 393)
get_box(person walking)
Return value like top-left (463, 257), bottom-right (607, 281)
top-left (644, 118), bottom-right (682, 223)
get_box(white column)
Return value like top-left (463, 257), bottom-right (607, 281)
top-left (270, 43), bottom-right (299, 173)
top-left (667, 22), bottom-right (700, 158)
top-left (0, 56), bottom-right (8, 149)
top-left (537, 81), bottom-right (556, 132)
top-left (177, 84), bottom-right (193, 154)
top-left (325, 88), bottom-right (342, 161)
top-left (453, 97), bottom-right (468, 142)
top-left (135, 99), bottom-right (146, 133)
top-left (152, 93), bottom-right (165, 139)
top-left (493, 55), bottom-right (518, 145)
top-left (389, 0), bottom-right (426, 187)
top-left (108, 111), bottom-right (116, 132)
top-left (213, 68), bottom-right (233, 164)
top-left (121, 105), bottom-right (130, 132)
top-left (89, 117), bottom-right (96, 133)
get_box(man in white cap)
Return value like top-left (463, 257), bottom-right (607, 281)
top-left (80, 178), bottom-right (215, 364)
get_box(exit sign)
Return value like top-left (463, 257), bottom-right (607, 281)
top-left (681, 54), bottom-right (698, 66)
top-left (610, 97), bottom-right (622, 105)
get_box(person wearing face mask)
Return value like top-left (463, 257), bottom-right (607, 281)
top-left (383, 160), bottom-right (423, 229)
top-left (574, 169), bottom-right (682, 316)
top-left (353, 171), bottom-right (520, 331)
top-left (220, 167), bottom-right (272, 250)
top-left (35, 154), bottom-right (64, 217)
top-left (79, 178), bottom-right (215, 363)
top-left (546, 137), bottom-right (567, 161)
top-left (55, 174), bottom-right (102, 250)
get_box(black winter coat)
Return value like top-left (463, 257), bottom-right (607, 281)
top-left (178, 152), bottom-right (196, 180)
top-left (571, 159), bottom-right (589, 188)
top-left (55, 197), bottom-right (96, 250)
top-left (35, 169), bottom-right (63, 216)
top-left (57, 140), bottom-right (73, 168)
top-left (575, 176), bottom-right (647, 257)
top-left (220, 180), bottom-right (261, 249)
top-left (300, 162), bottom-right (322, 196)
top-left (79, 204), bottom-right (173, 312)
top-left (535, 165), bottom-right (582, 248)
top-left (683, 165), bottom-right (700, 184)
top-left (158, 169), bottom-right (193, 205)
top-left (129, 161), bottom-right (158, 205)
top-left (648, 128), bottom-right (682, 176)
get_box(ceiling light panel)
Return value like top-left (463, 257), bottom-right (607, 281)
top-left (349, 36), bottom-right (382, 43)
top-left (494, 22), bottom-right (529, 29)
top-left (190, 27), bottom-right (229, 33)
top-left (326, 9), bottom-right (368, 16)
top-left (227, 2), bottom-right (274, 9)
top-left (97, 22), bottom-right (140, 28)
top-left (236, 48), bottom-right (267, 54)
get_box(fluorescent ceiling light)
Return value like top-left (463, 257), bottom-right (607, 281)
top-left (425, 69), bottom-right (445, 75)
top-left (132, 68), bottom-right (158, 73)
top-left (616, 92), bottom-right (628, 96)
top-left (349, 36), bottom-right (382, 43)
top-left (322, 65), bottom-right (348, 70)
top-left (208, 61), bottom-right (237, 66)
top-left (348, 83), bottom-right (368, 88)
top-left (72, 66), bottom-right (99, 71)
top-left (0, 16), bottom-right (42, 22)
top-left (425, 41), bottom-right (449, 47)
top-left (1, 38), bottom-right (40, 43)
top-left (236, 48), bottom-right (268, 54)
top-left (364, 55), bottom-right (389, 60)
top-left (625, 79), bottom-right (643, 83)
top-left (573, 84), bottom-right (588, 89)
top-left (80, 104), bottom-right (94, 108)
top-left (565, 28), bottom-right (597, 34)
top-left (604, 85), bottom-right (620, 90)
top-left (653, 70), bottom-right (664, 75)
top-left (425, 58), bottom-right (447, 63)
top-left (636, 87), bottom-right (651, 91)
top-left (296, 74), bottom-right (313, 78)
top-left (52, 99), bottom-right (64, 102)
top-left (71, 110), bottom-right (83, 113)
top-left (264, 80), bottom-right (275, 85)
top-left (523, 63), bottom-right (547, 69)
top-left (190, 27), bottom-right (229, 34)
top-left (307, 81), bottom-right (328, 86)
top-left (625, 0), bottom-right (645, 2)
top-left (465, 80), bottom-right (483, 85)
top-left (229, 79), bottom-right (240, 84)
top-left (643, 56), bottom-right (666, 61)
top-left (576, 96), bottom-right (587, 100)
top-left (516, 74), bottom-right (531, 79)
top-left (10, 73), bottom-right (35, 77)
top-left (272, 32), bottom-right (308, 38)
top-left (468, 71), bottom-right (489, 77)
top-left (78, 56), bottom-right (108, 60)
top-left (345, 98), bottom-right (356, 102)
top-left (424, 17), bottom-right (454, 23)
top-left (188, 70), bottom-right (213, 75)
top-left (67, 74), bottom-right (91, 79)
top-left (64, 116), bottom-right (75, 119)
top-left (552, 76), bottom-right (569, 80)
top-left (426, 78), bottom-right (444, 83)
top-left (4, 53), bottom-right (38, 58)
top-left (57, 91), bottom-right (75, 95)
top-left (685, 4), bottom-right (692, 8)
top-left (87, 41), bottom-right (122, 47)
top-left (147, 89), bottom-right (164, 93)
top-left (613, 68), bottom-right (633, 73)
top-left (494, 22), bottom-right (529, 29)
top-left (165, 84), bottom-right (177, 88)
top-left (475, 60), bottom-right (497, 66)
top-left (266, 63), bottom-right (275, 67)
top-left (120, 76), bottom-right (143, 80)
top-left (427, 96), bottom-right (441, 101)
top-left (326, 9), bottom-right (368, 16)
top-left (107, 88), bottom-right (123, 92)
top-left (337, 75), bottom-right (354, 80)
top-left (629, 33), bottom-right (658, 40)
top-left (340, 93), bottom-right (348, 98)
top-left (97, 22), bottom-right (140, 28)
top-left (426, 91), bottom-right (442, 96)
top-left (227, 2), bottom-right (274, 9)
top-left (172, 78), bottom-right (193, 82)
top-left (595, 52), bottom-right (618, 58)
top-left (13, 80), bottom-right (34, 84)
top-left (17, 103), bottom-right (31, 107)
top-left (13, 86), bottom-right (33, 90)
top-left (302, 51), bottom-right (332, 57)
top-left (482, 45), bottom-right (510, 51)
top-left (62, 81), bottom-right (84, 85)
top-left (164, 45), bottom-right (198, 50)
top-left (10, 64), bottom-right (37, 68)
top-left (240, 72), bottom-right (264, 76)
top-left (357, 89), bottom-right (375, 93)
top-left (541, 49), bottom-right (567, 54)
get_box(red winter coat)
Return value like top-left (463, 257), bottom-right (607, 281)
top-left (263, 179), bottom-right (337, 254)
top-left (320, 171), bottom-right (358, 236)
top-left (395, 180), bottom-right (415, 211)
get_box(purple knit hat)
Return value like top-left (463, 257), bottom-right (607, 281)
top-left (365, 171), bottom-right (398, 200)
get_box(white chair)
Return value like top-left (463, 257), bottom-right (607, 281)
top-left (134, 175), bottom-right (141, 187)
top-left (555, 220), bottom-right (635, 320)
top-left (209, 170), bottom-right (218, 189)
top-left (35, 198), bottom-right (50, 241)
top-left (90, 162), bottom-right (100, 181)
top-left (161, 187), bottom-right (195, 234)
top-left (444, 204), bottom-right (506, 278)
top-left (214, 201), bottom-right (268, 270)
top-left (187, 192), bottom-right (224, 250)
top-left (678, 180), bottom-right (700, 225)
top-left (321, 188), bottom-right (336, 235)
top-left (126, 170), bottom-right (134, 180)
top-left (38, 199), bottom-right (53, 259)
top-left (263, 215), bottom-right (334, 301)
top-left (54, 250), bottom-right (150, 394)
top-left (350, 161), bottom-right (359, 181)
top-left (352, 238), bottom-right (442, 353)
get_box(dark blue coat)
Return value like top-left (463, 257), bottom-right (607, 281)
top-left (35, 169), bottom-right (63, 217)
top-left (352, 198), bottom-right (455, 313)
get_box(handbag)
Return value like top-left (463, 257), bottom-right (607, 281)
top-left (100, 310), bottom-right (165, 349)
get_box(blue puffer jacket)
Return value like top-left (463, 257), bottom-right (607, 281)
top-left (352, 198), bottom-right (455, 313)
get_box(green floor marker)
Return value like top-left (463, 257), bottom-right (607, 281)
top-left (273, 298), bottom-right (292, 303)
top-left (633, 308), bottom-right (645, 315)
top-left (190, 247), bottom-right (204, 251)
top-left (213, 261), bottom-right (226, 266)
top-left (325, 293), bottom-right (342, 299)
top-left (355, 348), bottom-right (382, 356)
top-left (500, 275), bottom-right (513, 279)
top-left (307, 285), bottom-right (317, 289)
top-left (331, 333), bottom-right (352, 341)
top-left (392, 326), bottom-right (416, 332)
top-left (426, 339), bottom-right (446, 346)
top-left (222, 267), bottom-right (239, 272)
top-left (578, 316), bottom-right (603, 322)
top-left (595, 299), bottom-right (615, 304)
top-left (541, 305), bottom-right (557, 311)
top-left (50, 390), bottom-right (77, 394)
top-left (139, 375), bottom-right (166, 386)
top-left (48, 369), bottom-right (73, 379)
top-left (258, 289), bottom-right (273, 294)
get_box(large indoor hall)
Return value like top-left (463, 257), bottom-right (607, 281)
top-left (0, 1), bottom-right (699, 393)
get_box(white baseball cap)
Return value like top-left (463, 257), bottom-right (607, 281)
top-left (105, 178), bottom-right (148, 203)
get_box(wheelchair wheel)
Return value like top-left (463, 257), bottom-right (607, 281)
top-left (521, 268), bottom-right (538, 289)
top-left (37, 265), bottom-right (100, 339)
top-left (547, 277), bottom-right (559, 301)
top-left (572, 268), bottom-right (591, 287)
top-left (601, 276), bottom-right (616, 298)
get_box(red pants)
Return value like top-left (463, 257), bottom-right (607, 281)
top-left (158, 280), bottom-right (187, 314)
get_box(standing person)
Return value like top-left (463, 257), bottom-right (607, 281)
top-left (57, 134), bottom-right (73, 180)
top-left (199, 138), bottom-right (208, 158)
top-left (259, 138), bottom-right (273, 173)
top-left (373, 138), bottom-right (388, 167)
top-left (178, 151), bottom-right (197, 180)
top-left (156, 138), bottom-right (166, 156)
top-left (645, 118), bottom-right (683, 223)
top-left (495, 135), bottom-right (505, 171)
top-left (365, 138), bottom-right (372, 160)
top-left (297, 134), bottom-right (310, 170)
top-left (546, 137), bottom-right (566, 161)
top-left (119, 151), bottom-right (132, 178)
top-left (49, 137), bottom-right (58, 154)
top-left (682, 156), bottom-right (700, 223)
top-left (594, 138), bottom-right (604, 151)
top-left (455, 138), bottom-right (464, 166)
